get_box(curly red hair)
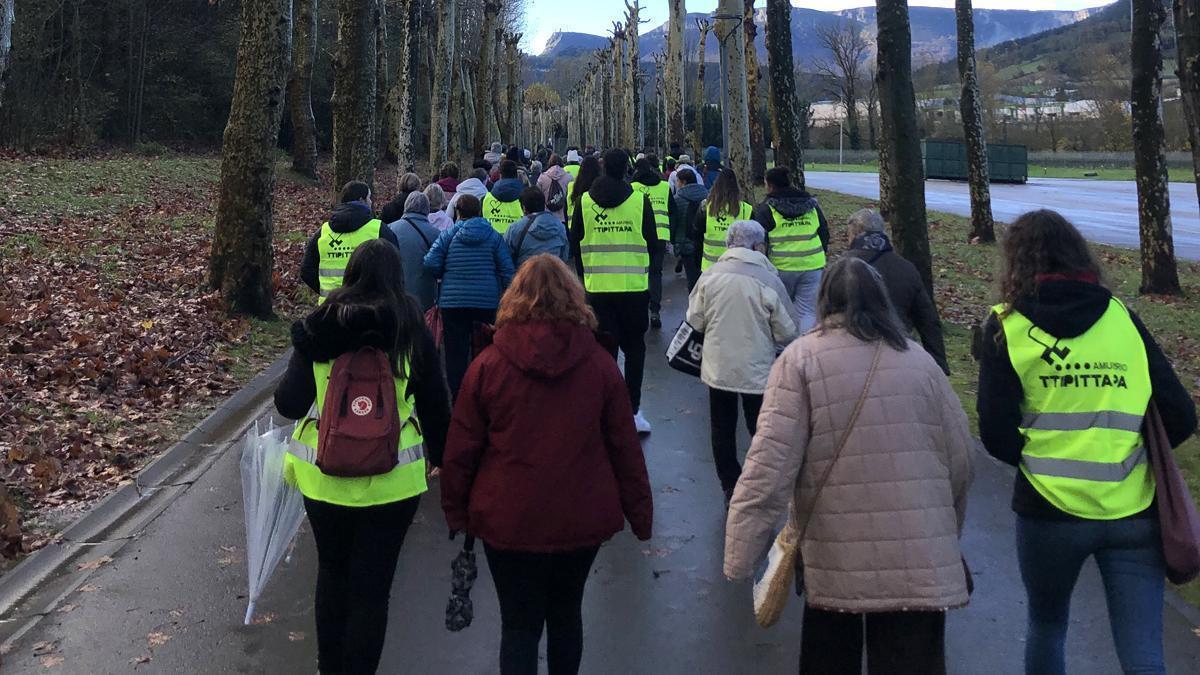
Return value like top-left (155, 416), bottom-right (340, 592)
top-left (496, 255), bottom-right (598, 330)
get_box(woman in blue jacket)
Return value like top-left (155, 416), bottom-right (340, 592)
top-left (424, 194), bottom-right (516, 399)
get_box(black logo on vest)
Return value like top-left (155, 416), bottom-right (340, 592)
top-left (1029, 328), bottom-right (1130, 390)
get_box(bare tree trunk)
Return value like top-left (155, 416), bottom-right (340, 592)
top-left (472, 0), bottom-right (501, 155)
top-left (490, 26), bottom-right (504, 143)
top-left (957, 0), bottom-right (994, 242)
top-left (375, 0), bottom-right (389, 160)
top-left (209, 0), bottom-right (292, 317)
top-left (626, 2), bottom-right (640, 151)
top-left (288, 0), bottom-right (318, 178)
top-left (0, 0), bottom-right (15, 110)
top-left (461, 64), bottom-right (477, 158)
top-left (333, 0), bottom-right (378, 194)
top-left (765, 0), bottom-right (803, 185)
top-left (388, 0), bottom-right (415, 172)
top-left (503, 32), bottom-right (520, 144)
top-left (717, 0), bottom-right (751, 192)
top-left (1132, 0), bottom-right (1182, 295)
top-left (1174, 0), bottom-right (1200, 207)
top-left (430, 0), bottom-right (455, 169)
top-left (744, 0), bottom-right (765, 184)
top-left (693, 19), bottom-right (711, 158)
top-left (666, 0), bottom-right (685, 147)
top-left (876, 0), bottom-right (932, 295)
top-left (603, 47), bottom-right (615, 149)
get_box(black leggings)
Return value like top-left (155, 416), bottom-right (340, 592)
top-left (588, 292), bottom-right (649, 411)
top-left (708, 388), bottom-right (764, 493)
top-left (304, 496), bottom-right (420, 675)
top-left (799, 605), bottom-right (946, 675)
top-left (484, 544), bottom-right (601, 675)
top-left (441, 307), bottom-right (496, 400)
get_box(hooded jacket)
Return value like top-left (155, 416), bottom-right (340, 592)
top-left (504, 211), bottom-right (570, 267)
top-left (670, 182), bottom-right (709, 253)
top-left (752, 187), bottom-right (831, 254)
top-left (436, 176), bottom-right (460, 196)
top-left (445, 177), bottom-right (489, 218)
top-left (423, 217), bottom-right (515, 310)
top-left (440, 321), bottom-right (653, 551)
top-left (977, 280), bottom-right (1197, 519)
top-left (386, 212), bottom-right (441, 312)
top-left (490, 177), bottom-right (525, 203)
top-left (702, 146), bottom-right (723, 187)
top-left (300, 203), bottom-right (400, 293)
top-left (537, 165), bottom-right (573, 221)
top-left (568, 176), bottom-right (660, 273)
top-left (273, 301), bottom-right (451, 470)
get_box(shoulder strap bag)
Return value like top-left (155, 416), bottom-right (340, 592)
top-left (1145, 399), bottom-right (1200, 584)
top-left (752, 341), bottom-right (883, 628)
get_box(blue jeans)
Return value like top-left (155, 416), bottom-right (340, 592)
top-left (779, 268), bottom-right (823, 333)
top-left (1016, 515), bottom-right (1165, 675)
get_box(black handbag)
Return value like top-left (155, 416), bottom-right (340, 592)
top-left (665, 321), bottom-right (704, 377)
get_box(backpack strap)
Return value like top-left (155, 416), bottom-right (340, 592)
top-left (513, 215), bottom-right (536, 260)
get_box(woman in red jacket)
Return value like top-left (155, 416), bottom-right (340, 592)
top-left (441, 254), bottom-right (653, 675)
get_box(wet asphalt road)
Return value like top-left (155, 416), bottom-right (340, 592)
top-left (4, 268), bottom-right (1200, 674)
top-left (804, 171), bottom-right (1200, 261)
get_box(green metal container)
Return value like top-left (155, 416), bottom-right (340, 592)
top-left (922, 140), bottom-right (1028, 184)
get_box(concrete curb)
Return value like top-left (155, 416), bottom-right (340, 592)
top-left (0, 353), bottom-right (290, 625)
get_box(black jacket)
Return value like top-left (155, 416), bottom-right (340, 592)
top-left (273, 301), bottom-right (451, 467)
top-left (976, 280), bottom-right (1197, 519)
top-left (300, 203), bottom-right (400, 292)
top-left (569, 175), bottom-right (660, 273)
top-left (752, 187), bottom-right (830, 253)
top-left (845, 234), bottom-right (949, 375)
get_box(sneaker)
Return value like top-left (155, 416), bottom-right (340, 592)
top-left (650, 310), bottom-right (662, 329)
top-left (633, 410), bottom-right (652, 434)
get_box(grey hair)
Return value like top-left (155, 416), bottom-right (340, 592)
top-left (403, 191), bottom-right (430, 215)
top-left (816, 257), bottom-right (910, 351)
top-left (398, 172), bottom-right (422, 192)
top-left (423, 183), bottom-right (446, 210)
top-left (847, 209), bottom-right (885, 236)
top-left (725, 219), bottom-right (766, 250)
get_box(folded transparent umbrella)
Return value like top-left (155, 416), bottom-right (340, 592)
top-left (240, 420), bottom-right (306, 625)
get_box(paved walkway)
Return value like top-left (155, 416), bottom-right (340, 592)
top-left (805, 171), bottom-right (1200, 261)
top-left (4, 270), bottom-right (1200, 673)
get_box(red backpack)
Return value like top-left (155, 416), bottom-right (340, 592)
top-left (316, 347), bottom-right (401, 478)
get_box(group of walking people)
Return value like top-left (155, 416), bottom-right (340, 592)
top-left (278, 139), bottom-right (1197, 675)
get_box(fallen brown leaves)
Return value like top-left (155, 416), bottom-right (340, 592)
top-left (0, 155), bottom-right (359, 557)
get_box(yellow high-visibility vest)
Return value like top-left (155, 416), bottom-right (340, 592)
top-left (995, 299), bottom-right (1154, 520)
top-left (315, 219), bottom-right (383, 303)
top-left (768, 206), bottom-right (826, 272)
top-left (288, 357), bottom-right (427, 507)
top-left (632, 180), bottom-right (671, 241)
top-left (701, 201), bottom-right (753, 271)
top-left (580, 192), bottom-right (649, 293)
top-left (483, 193), bottom-right (524, 234)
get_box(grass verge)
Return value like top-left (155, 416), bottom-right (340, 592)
top-left (810, 188), bottom-right (1200, 605)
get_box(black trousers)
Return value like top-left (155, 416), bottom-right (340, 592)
top-left (708, 388), bottom-right (763, 492)
top-left (303, 496), bottom-right (421, 675)
top-left (484, 544), bottom-right (601, 675)
top-left (588, 292), bottom-right (649, 412)
top-left (648, 242), bottom-right (667, 313)
top-left (682, 252), bottom-right (702, 292)
top-left (442, 307), bottom-right (496, 400)
top-left (799, 605), bottom-right (946, 675)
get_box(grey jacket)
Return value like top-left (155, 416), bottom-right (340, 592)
top-left (504, 211), bottom-right (570, 268)
top-left (387, 212), bottom-right (441, 312)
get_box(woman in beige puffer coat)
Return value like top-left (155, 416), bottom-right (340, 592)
top-left (724, 257), bottom-right (975, 675)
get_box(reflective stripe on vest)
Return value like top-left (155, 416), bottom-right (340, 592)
top-left (580, 192), bottom-right (648, 293)
top-left (768, 206), bottom-right (826, 272)
top-left (564, 164), bottom-right (581, 178)
top-left (632, 181), bottom-right (671, 241)
top-left (287, 357), bottom-right (427, 507)
top-left (482, 193), bottom-right (524, 234)
top-left (316, 219), bottom-right (383, 304)
top-left (701, 201), bottom-right (754, 271)
top-left (995, 299), bottom-right (1154, 519)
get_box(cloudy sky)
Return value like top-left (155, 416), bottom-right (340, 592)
top-left (526, 0), bottom-right (1116, 54)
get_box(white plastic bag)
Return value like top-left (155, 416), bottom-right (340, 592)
top-left (240, 420), bottom-right (306, 625)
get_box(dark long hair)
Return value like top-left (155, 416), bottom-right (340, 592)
top-left (817, 257), bottom-right (910, 352)
top-left (998, 209), bottom-right (1102, 313)
top-left (706, 168), bottom-right (742, 218)
top-left (323, 239), bottom-right (427, 378)
top-left (570, 155), bottom-right (602, 207)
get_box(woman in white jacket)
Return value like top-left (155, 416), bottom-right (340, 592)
top-left (685, 220), bottom-right (798, 505)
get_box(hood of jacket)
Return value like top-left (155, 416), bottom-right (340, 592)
top-left (587, 175), bottom-right (634, 208)
top-left (542, 165), bottom-right (568, 182)
top-left (704, 146), bottom-right (722, 163)
top-left (492, 321), bottom-right (596, 379)
top-left (676, 182), bottom-right (709, 203)
top-left (765, 187), bottom-right (819, 219)
top-left (1013, 279), bottom-right (1112, 339)
top-left (491, 178), bottom-right (525, 202)
top-left (717, 245), bottom-right (776, 271)
top-left (455, 177), bottom-right (488, 199)
top-left (436, 176), bottom-right (459, 193)
top-left (292, 302), bottom-right (395, 362)
top-left (631, 167), bottom-right (662, 186)
top-left (453, 216), bottom-right (499, 246)
top-left (328, 202), bottom-right (375, 233)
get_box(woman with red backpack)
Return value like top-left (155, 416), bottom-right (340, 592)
top-left (274, 238), bottom-right (452, 675)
